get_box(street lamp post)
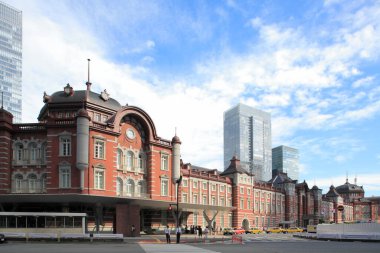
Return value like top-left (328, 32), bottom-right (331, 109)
top-left (176, 175), bottom-right (182, 229)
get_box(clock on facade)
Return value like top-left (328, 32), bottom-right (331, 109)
top-left (126, 129), bottom-right (136, 139)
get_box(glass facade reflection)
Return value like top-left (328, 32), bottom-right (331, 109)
top-left (224, 104), bottom-right (272, 181)
top-left (272, 145), bottom-right (299, 180)
top-left (0, 2), bottom-right (22, 122)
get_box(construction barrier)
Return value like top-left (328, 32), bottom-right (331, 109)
top-left (231, 235), bottom-right (243, 244)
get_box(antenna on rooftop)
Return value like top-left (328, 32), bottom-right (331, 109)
top-left (86, 59), bottom-right (92, 92)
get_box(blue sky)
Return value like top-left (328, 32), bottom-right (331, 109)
top-left (8, 0), bottom-right (380, 196)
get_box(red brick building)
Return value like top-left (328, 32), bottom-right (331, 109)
top-left (0, 83), bottom-right (379, 236)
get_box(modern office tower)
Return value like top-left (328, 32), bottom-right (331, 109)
top-left (272, 145), bottom-right (299, 181)
top-left (224, 103), bottom-right (272, 181)
top-left (0, 2), bottom-right (22, 122)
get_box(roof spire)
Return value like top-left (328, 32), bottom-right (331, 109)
top-left (354, 174), bottom-right (357, 185)
top-left (86, 59), bottom-right (92, 92)
top-left (346, 171), bottom-right (348, 183)
top-left (1, 91), bottom-right (3, 109)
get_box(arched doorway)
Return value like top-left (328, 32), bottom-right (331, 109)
top-left (242, 219), bottom-right (249, 230)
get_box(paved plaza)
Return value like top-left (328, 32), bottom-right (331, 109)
top-left (1, 234), bottom-right (380, 253)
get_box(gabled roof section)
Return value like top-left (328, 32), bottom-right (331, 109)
top-left (220, 156), bottom-right (250, 176)
top-left (269, 171), bottom-right (296, 185)
top-left (325, 185), bottom-right (340, 198)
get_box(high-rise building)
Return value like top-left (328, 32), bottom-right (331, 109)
top-left (272, 145), bottom-right (299, 180)
top-left (0, 2), bottom-right (22, 122)
top-left (223, 103), bottom-right (272, 181)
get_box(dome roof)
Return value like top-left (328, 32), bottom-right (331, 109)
top-left (172, 135), bottom-right (181, 144)
top-left (77, 108), bottom-right (89, 118)
top-left (38, 90), bottom-right (122, 120)
top-left (336, 181), bottom-right (364, 194)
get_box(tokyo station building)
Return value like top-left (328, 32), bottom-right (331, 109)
top-left (0, 82), bottom-right (379, 236)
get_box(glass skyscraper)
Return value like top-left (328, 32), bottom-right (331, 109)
top-left (223, 103), bottom-right (272, 181)
top-left (272, 145), bottom-right (299, 181)
top-left (0, 2), bottom-right (22, 122)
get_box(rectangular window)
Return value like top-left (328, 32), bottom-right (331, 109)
top-left (247, 188), bottom-right (251, 195)
top-left (220, 197), bottom-right (225, 206)
top-left (212, 184), bottom-right (216, 191)
top-left (60, 137), bottom-right (71, 156)
top-left (193, 194), bottom-right (198, 204)
top-left (212, 196), bottom-right (216, 205)
top-left (94, 169), bottom-right (105, 189)
top-left (102, 115), bottom-right (108, 122)
top-left (220, 214), bottom-right (224, 228)
top-left (161, 178), bottom-right (168, 196)
top-left (240, 199), bottom-right (244, 209)
top-left (193, 180), bottom-right (198, 188)
top-left (248, 200), bottom-right (251, 210)
top-left (203, 182), bottom-right (207, 190)
top-left (59, 165), bottom-right (71, 188)
top-left (220, 185), bottom-right (225, 192)
top-left (183, 179), bottom-right (188, 187)
top-left (203, 195), bottom-right (207, 205)
top-left (94, 113), bottom-right (101, 122)
top-left (228, 187), bottom-right (231, 193)
top-left (161, 154), bottom-right (169, 171)
top-left (228, 198), bottom-right (232, 206)
top-left (94, 140), bottom-right (105, 159)
top-left (182, 193), bottom-right (188, 203)
top-left (228, 214), bottom-right (232, 227)
top-left (240, 187), bottom-right (244, 194)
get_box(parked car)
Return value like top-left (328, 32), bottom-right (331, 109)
top-left (283, 227), bottom-right (303, 233)
top-left (266, 227), bottom-right (284, 234)
top-left (307, 225), bottom-right (317, 233)
top-left (0, 234), bottom-right (5, 244)
top-left (232, 227), bottom-right (246, 234)
top-left (223, 228), bottom-right (234, 235)
top-left (245, 227), bottom-right (263, 234)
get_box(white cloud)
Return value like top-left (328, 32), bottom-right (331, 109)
top-left (14, 0), bottom-right (380, 180)
top-left (352, 76), bottom-right (375, 88)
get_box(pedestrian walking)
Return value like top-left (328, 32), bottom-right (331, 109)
top-left (164, 225), bottom-right (171, 243)
top-left (204, 226), bottom-right (209, 239)
top-left (176, 226), bottom-right (181, 243)
top-left (131, 225), bottom-right (135, 237)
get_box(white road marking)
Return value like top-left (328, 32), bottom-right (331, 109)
top-left (140, 243), bottom-right (221, 253)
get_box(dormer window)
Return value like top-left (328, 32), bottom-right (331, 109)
top-left (64, 83), bottom-right (74, 96)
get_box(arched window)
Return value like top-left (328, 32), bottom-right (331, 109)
top-left (126, 179), bottom-right (134, 196)
top-left (138, 153), bottom-right (146, 172)
top-left (28, 174), bottom-right (38, 193)
top-left (29, 143), bottom-right (38, 164)
top-left (116, 177), bottom-right (123, 196)
top-left (40, 143), bottom-right (47, 164)
top-left (116, 149), bottom-right (123, 170)
top-left (126, 151), bottom-right (134, 171)
top-left (137, 180), bottom-right (146, 197)
top-left (14, 143), bottom-right (23, 161)
top-left (14, 174), bottom-right (23, 192)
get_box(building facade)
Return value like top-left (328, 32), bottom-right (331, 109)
top-left (0, 83), bottom-right (379, 236)
top-left (272, 145), bottom-right (299, 181)
top-left (0, 2), bottom-right (22, 122)
top-left (224, 104), bottom-right (272, 181)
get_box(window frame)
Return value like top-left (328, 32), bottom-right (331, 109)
top-left (59, 136), bottom-right (71, 157)
top-left (161, 178), bottom-right (169, 196)
top-left (94, 167), bottom-right (105, 190)
top-left (94, 139), bottom-right (105, 159)
top-left (59, 165), bottom-right (71, 188)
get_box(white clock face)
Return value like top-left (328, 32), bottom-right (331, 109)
top-left (126, 129), bottom-right (135, 139)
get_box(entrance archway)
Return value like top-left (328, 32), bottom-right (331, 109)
top-left (242, 219), bottom-right (249, 230)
